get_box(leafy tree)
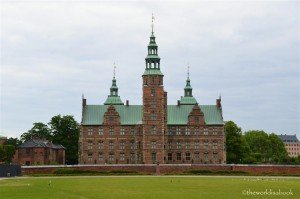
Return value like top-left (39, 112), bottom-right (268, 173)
top-left (225, 121), bottom-right (246, 163)
top-left (49, 115), bottom-right (80, 164)
top-left (268, 133), bottom-right (288, 163)
top-left (0, 145), bottom-right (15, 163)
top-left (244, 130), bottom-right (270, 163)
top-left (20, 122), bottom-right (51, 142)
top-left (4, 137), bottom-right (22, 147)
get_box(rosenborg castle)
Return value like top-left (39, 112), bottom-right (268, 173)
top-left (78, 23), bottom-right (226, 165)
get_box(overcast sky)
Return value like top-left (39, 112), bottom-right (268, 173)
top-left (1, 1), bottom-right (299, 139)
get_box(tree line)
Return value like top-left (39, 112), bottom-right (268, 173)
top-left (225, 121), bottom-right (300, 164)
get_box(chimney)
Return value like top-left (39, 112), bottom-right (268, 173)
top-left (177, 100), bottom-right (180, 106)
top-left (126, 100), bottom-right (129, 106)
top-left (82, 98), bottom-right (86, 106)
top-left (216, 98), bottom-right (221, 108)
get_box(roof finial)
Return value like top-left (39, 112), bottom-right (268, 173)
top-left (151, 13), bottom-right (155, 34)
top-left (113, 62), bottom-right (116, 78)
top-left (187, 63), bottom-right (190, 79)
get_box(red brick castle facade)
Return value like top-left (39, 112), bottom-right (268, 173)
top-left (79, 22), bottom-right (226, 164)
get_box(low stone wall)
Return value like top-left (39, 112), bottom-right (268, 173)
top-left (21, 164), bottom-right (300, 176)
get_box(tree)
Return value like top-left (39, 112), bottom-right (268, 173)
top-left (268, 133), bottom-right (288, 163)
top-left (49, 115), bottom-right (80, 164)
top-left (20, 122), bottom-right (51, 142)
top-left (0, 145), bottom-right (15, 163)
top-left (244, 130), bottom-right (270, 163)
top-left (225, 121), bottom-right (246, 163)
top-left (4, 137), bottom-right (22, 147)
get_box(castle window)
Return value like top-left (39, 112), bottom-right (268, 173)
top-left (109, 117), bottom-right (114, 122)
top-left (185, 127), bottom-right (190, 135)
top-left (120, 141), bottom-right (125, 150)
top-left (98, 141), bottom-right (104, 150)
top-left (176, 141), bottom-right (181, 149)
top-left (168, 153), bottom-right (172, 161)
top-left (168, 128), bottom-right (173, 135)
top-left (109, 127), bottom-right (114, 136)
top-left (213, 140), bottom-right (218, 149)
top-left (130, 153), bottom-right (135, 161)
top-left (213, 127), bottom-right (218, 135)
top-left (151, 141), bottom-right (156, 149)
top-left (176, 127), bottom-right (181, 135)
top-left (203, 140), bottom-right (209, 150)
top-left (151, 153), bottom-right (157, 161)
top-left (151, 88), bottom-right (155, 96)
top-left (120, 153), bottom-right (125, 161)
top-left (150, 101), bottom-right (156, 108)
top-left (204, 128), bottom-right (209, 135)
top-left (194, 152), bottom-right (199, 160)
top-left (120, 127), bottom-right (125, 135)
top-left (130, 127), bottom-right (135, 135)
top-left (186, 152), bottom-right (191, 161)
top-left (150, 114), bottom-right (156, 120)
top-left (109, 141), bottom-right (114, 150)
top-left (194, 141), bottom-right (199, 149)
top-left (176, 153), bottom-right (181, 161)
top-left (88, 153), bottom-right (92, 162)
top-left (88, 141), bottom-right (93, 150)
top-left (203, 153), bottom-right (208, 162)
top-left (98, 127), bottom-right (103, 135)
top-left (109, 153), bottom-right (114, 161)
top-left (151, 77), bottom-right (155, 84)
top-left (98, 153), bottom-right (103, 161)
top-left (213, 154), bottom-right (218, 162)
top-left (195, 116), bottom-right (199, 123)
top-left (194, 127), bottom-right (199, 135)
top-left (130, 140), bottom-right (135, 150)
top-left (185, 141), bottom-right (190, 149)
top-left (151, 126), bottom-right (157, 135)
top-left (168, 141), bottom-right (172, 149)
top-left (88, 128), bottom-right (93, 136)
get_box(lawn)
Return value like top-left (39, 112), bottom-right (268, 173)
top-left (0, 176), bottom-right (299, 199)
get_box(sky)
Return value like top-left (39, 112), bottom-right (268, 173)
top-left (0, 1), bottom-right (299, 139)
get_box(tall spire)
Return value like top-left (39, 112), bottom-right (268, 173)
top-left (143, 14), bottom-right (163, 76)
top-left (104, 63), bottom-right (124, 105)
top-left (179, 64), bottom-right (198, 105)
top-left (184, 63), bottom-right (192, 97)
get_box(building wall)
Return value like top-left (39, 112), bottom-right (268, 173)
top-left (13, 147), bottom-right (65, 165)
top-left (284, 141), bottom-right (300, 157)
top-left (79, 123), bottom-right (225, 164)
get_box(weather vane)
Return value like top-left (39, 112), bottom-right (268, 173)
top-left (151, 13), bottom-right (155, 34)
top-left (113, 62), bottom-right (116, 78)
top-left (187, 63), bottom-right (190, 79)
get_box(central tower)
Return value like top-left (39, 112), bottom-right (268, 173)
top-left (142, 16), bottom-right (167, 164)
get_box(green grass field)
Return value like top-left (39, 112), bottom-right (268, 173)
top-left (0, 176), bottom-right (299, 199)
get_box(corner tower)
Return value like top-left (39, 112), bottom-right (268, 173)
top-left (142, 15), bottom-right (167, 164)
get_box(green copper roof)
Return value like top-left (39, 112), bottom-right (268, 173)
top-left (143, 69), bottom-right (164, 76)
top-left (82, 104), bottom-right (223, 125)
top-left (104, 96), bottom-right (124, 105)
top-left (82, 105), bottom-right (142, 125)
top-left (179, 96), bottom-right (198, 105)
top-left (146, 54), bottom-right (160, 59)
